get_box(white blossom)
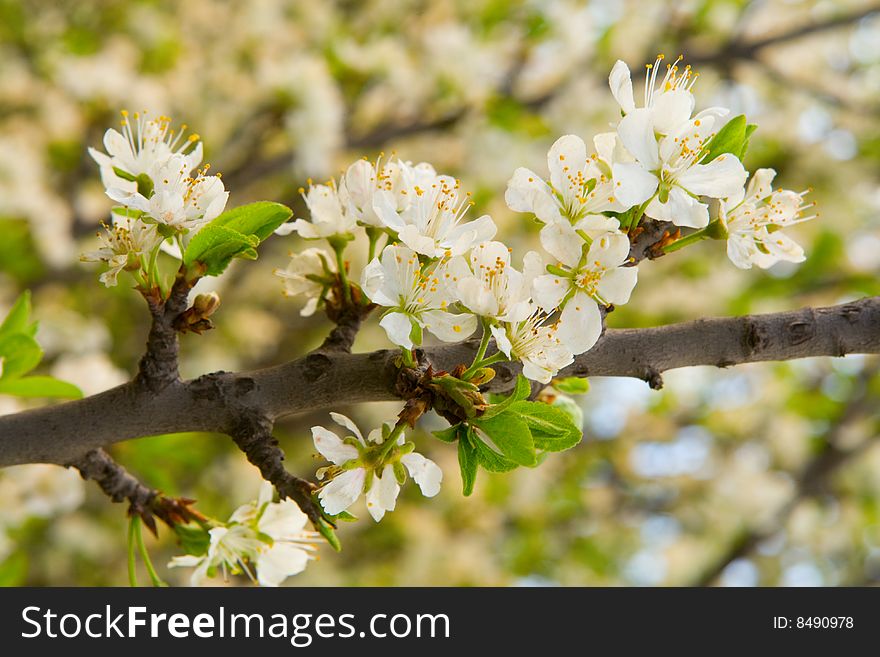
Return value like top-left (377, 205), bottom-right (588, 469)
top-left (89, 111), bottom-right (203, 193)
top-left (107, 154), bottom-right (228, 233)
top-left (278, 181), bottom-right (357, 239)
top-left (456, 241), bottom-right (539, 323)
top-left (533, 231), bottom-right (637, 354)
top-left (169, 482), bottom-right (318, 587)
top-left (373, 171), bottom-right (496, 258)
top-left (80, 216), bottom-right (162, 287)
top-left (361, 244), bottom-right (476, 349)
top-left (341, 157), bottom-right (435, 228)
top-left (614, 107), bottom-right (748, 228)
top-left (609, 56), bottom-right (697, 134)
top-left (721, 168), bottom-right (814, 269)
top-left (490, 309), bottom-right (573, 384)
top-left (274, 247), bottom-right (336, 316)
top-left (312, 413), bottom-right (442, 522)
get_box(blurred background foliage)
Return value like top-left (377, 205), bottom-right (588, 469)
top-left (1, 0), bottom-right (880, 586)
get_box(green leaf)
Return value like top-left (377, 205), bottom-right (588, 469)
top-left (481, 374), bottom-right (531, 419)
top-left (554, 376), bottom-right (590, 395)
top-left (433, 424), bottom-right (461, 443)
top-left (0, 551), bottom-right (28, 586)
top-left (0, 333), bottom-right (42, 379)
top-left (700, 114), bottom-right (747, 164)
top-left (0, 291), bottom-right (35, 338)
top-left (471, 436), bottom-right (518, 473)
top-left (333, 510), bottom-right (358, 522)
top-left (172, 523), bottom-right (211, 557)
top-left (457, 431), bottom-right (478, 496)
top-left (183, 202), bottom-right (293, 276)
top-left (0, 376), bottom-right (82, 399)
top-left (205, 201), bottom-right (293, 241)
top-left (183, 225), bottom-right (259, 276)
top-left (509, 400), bottom-right (582, 452)
top-left (316, 517), bottom-right (342, 552)
top-left (740, 123), bottom-right (758, 159)
top-left (471, 412), bottom-right (536, 466)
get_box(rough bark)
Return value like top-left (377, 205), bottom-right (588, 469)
top-left (1, 296), bottom-right (878, 468)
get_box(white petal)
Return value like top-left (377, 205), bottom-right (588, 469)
top-left (597, 266), bottom-right (638, 305)
top-left (676, 154), bottom-right (747, 198)
top-left (651, 89), bottom-right (695, 134)
top-left (318, 469), bottom-right (365, 516)
top-left (312, 426), bottom-right (360, 465)
top-left (380, 312), bottom-right (416, 349)
top-left (490, 325), bottom-right (513, 358)
top-left (617, 109), bottom-right (660, 170)
top-left (401, 453), bottom-right (443, 497)
top-left (399, 224), bottom-right (439, 257)
top-left (360, 257), bottom-right (397, 307)
top-left (609, 60), bottom-right (635, 114)
top-left (532, 274), bottom-right (570, 312)
top-left (421, 309), bottom-right (477, 342)
top-left (548, 135), bottom-right (588, 193)
top-left (329, 412), bottom-right (364, 441)
top-left (365, 465), bottom-right (400, 522)
top-left (589, 232), bottom-right (631, 269)
top-left (257, 543), bottom-right (310, 587)
top-left (539, 222), bottom-right (582, 267)
top-left (259, 500), bottom-right (308, 540)
top-left (647, 187), bottom-right (709, 229)
top-left (557, 293), bottom-right (602, 355)
top-left (505, 167), bottom-right (547, 213)
top-left (726, 234), bottom-right (756, 269)
top-left (612, 162), bottom-right (658, 208)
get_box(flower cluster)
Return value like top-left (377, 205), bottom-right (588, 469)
top-left (273, 56), bottom-right (816, 526)
top-left (83, 111), bottom-right (229, 287)
top-left (169, 483), bottom-right (319, 587)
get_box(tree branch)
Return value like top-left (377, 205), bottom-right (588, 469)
top-left (1, 296), bottom-right (878, 468)
top-left (135, 272), bottom-right (194, 393)
top-left (69, 448), bottom-right (200, 534)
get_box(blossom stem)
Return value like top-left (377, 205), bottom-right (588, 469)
top-left (461, 351), bottom-right (507, 380)
top-left (400, 347), bottom-right (417, 368)
top-left (662, 226), bottom-right (711, 253)
top-left (127, 516), bottom-right (139, 587)
top-left (148, 243), bottom-right (162, 292)
top-left (379, 419), bottom-right (409, 459)
top-left (333, 244), bottom-right (353, 304)
top-left (134, 518), bottom-right (168, 587)
top-left (366, 226), bottom-right (383, 263)
top-left (468, 319), bottom-right (492, 369)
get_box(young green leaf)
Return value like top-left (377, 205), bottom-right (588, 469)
top-left (471, 412), bottom-right (536, 466)
top-left (183, 225), bottom-right (260, 276)
top-left (700, 114), bottom-right (747, 164)
top-left (0, 376), bottom-right (82, 399)
top-left (553, 376), bottom-right (590, 395)
top-left (183, 201), bottom-right (293, 276)
top-left (471, 435), bottom-right (518, 473)
top-left (739, 123), bottom-right (758, 159)
top-left (433, 424), bottom-right (461, 443)
top-left (0, 291), bottom-right (36, 338)
top-left (457, 431), bottom-right (478, 496)
top-left (480, 374), bottom-right (531, 419)
top-left (508, 400), bottom-right (582, 452)
top-left (205, 201), bottom-right (293, 241)
top-left (0, 333), bottom-right (43, 380)
top-left (315, 516), bottom-right (342, 552)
